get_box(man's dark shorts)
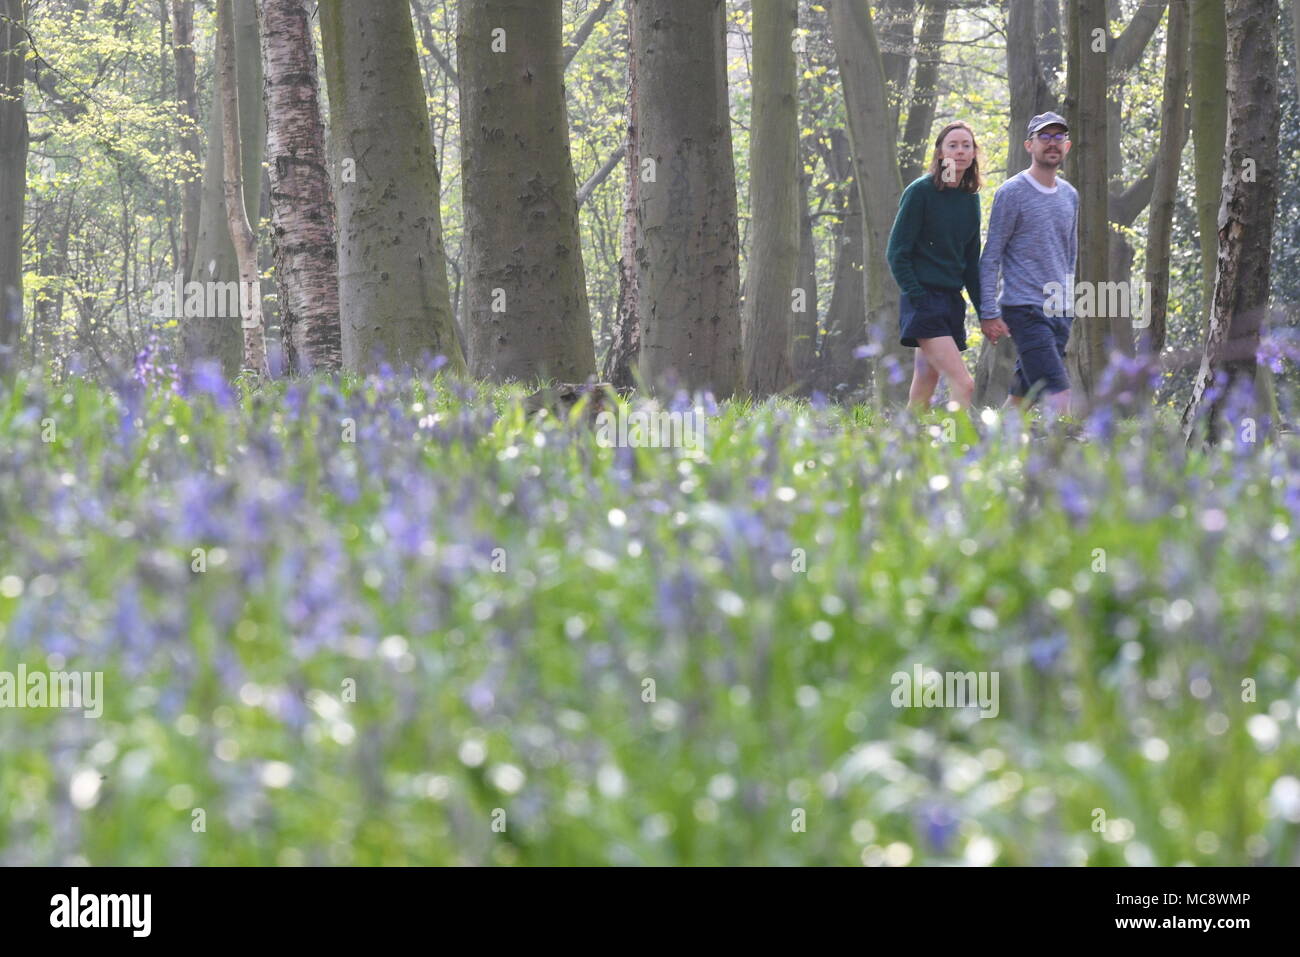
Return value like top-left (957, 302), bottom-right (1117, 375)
top-left (900, 285), bottom-right (968, 351)
top-left (1003, 303), bottom-right (1072, 398)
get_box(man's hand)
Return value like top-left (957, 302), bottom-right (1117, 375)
top-left (981, 317), bottom-right (1011, 344)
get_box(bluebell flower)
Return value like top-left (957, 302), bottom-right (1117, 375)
top-left (920, 803), bottom-right (959, 856)
top-left (186, 360), bottom-right (233, 408)
top-left (1057, 476), bottom-right (1090, 524)
top-left (1029, 633), bottom-right (1068, 672)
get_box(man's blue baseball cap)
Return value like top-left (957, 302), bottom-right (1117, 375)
top-left (1027, 112), bottom-right (1069, 137)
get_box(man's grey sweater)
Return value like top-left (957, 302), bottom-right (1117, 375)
top-left (978, 170), bottom-right (1078, 320)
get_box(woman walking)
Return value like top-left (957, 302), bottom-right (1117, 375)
top-left (886, 121), bottom-right (1007, 411)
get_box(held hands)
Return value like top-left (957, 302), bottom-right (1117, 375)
top-left (980, 317), bottom-right (1011, 344)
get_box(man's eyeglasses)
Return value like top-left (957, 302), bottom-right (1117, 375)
top-left (1035, 132), bottom-right (1069, 143)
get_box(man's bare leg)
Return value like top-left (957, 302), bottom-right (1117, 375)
top-left (1046, 389), bottom-right (1071, 416)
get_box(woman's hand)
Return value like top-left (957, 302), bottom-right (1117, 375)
top-left (981, 317), bottom-right (1011, 344)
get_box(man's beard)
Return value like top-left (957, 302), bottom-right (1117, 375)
top-left (1039, 151), bottom-right (1062, 168)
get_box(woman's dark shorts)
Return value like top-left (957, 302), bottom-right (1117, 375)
top-left (900, 285), bottom-right (968, 352)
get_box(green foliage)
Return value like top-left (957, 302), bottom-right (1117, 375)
top-left (24, 0), bottom-right (203, 374)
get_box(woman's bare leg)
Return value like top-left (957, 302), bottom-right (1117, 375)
top-left (908, 351), bottom-right (940, 410)
top-left (916, 336), bottom-right (974, 409)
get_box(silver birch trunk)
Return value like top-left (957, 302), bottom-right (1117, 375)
top-left (259, 0), bottom-right (341, 374)
top-left (1181, 0), bottom-right (1281, 444)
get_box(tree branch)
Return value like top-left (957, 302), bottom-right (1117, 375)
top-left (1110, 0), bottom-right (1166, 75)
top-left (410, 1), bottom-right (458, 83)
top-left (576, 143), bottom-right (625, 208)
top-left (1109, 101), bottom-right (1190, 226)
top-left (563, 0), bottom-right (615, 68)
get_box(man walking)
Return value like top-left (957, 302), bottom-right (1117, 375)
top-left (978, 112), bottom-right (1079, 413)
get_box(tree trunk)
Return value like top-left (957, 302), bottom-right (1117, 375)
top-left (1189, 0), bottom-right (1227, 320)
top-left (973, 0), bottom-right (1047, 408)
top-left (1006, 0), bottom-right (1039, 179)
top-left (170, 0), bottom-right (201, 278)
top-left (33, 203), bottom-right (72, 369)
top-left (1141, 0), bottom-right (1188, 357)
top-left (260, 0), bottom-right (341, 374)
top-left (217, 0), bottom-right (269, 378)
top-left (742, 0), bottom-right (800, 396)
top-left (630, 0), bottom-right (742, 397)
top-left (457, 0), bottom-right (596, 384)
top-left (1293, 0), bottom-right (1300, 88)
top-left (1102, 1), bottom-right (1163, 361)
top-left (829, 0), bottom-right (905, 406)
top-left (184, 0), bottom-right (264, 378)
top-left (1181, 0), bottom-right (1280, 444)
top-left (898, 0), bottom-right (948, 182)
top-left (791, 164), bottom-right (819, 391)
top-left (876, 0), bottom-right (916, 135)
top-left (320, 0), bottom-right (465, 374)
top-left (172, 0), bottom-right (202, 278)
top-left (814, 129), bottom-right (867, 394)
top-left (602, 1), bottom-right (641, 390)
top-left (1063, 0), bottom-right (1108, 405)
top-left (1038, 0), bottom-right (1063, 100)
top-left (1064, 0), bottom-right (1078, 167)
top-left (1, 0), bottom-right (27, 378)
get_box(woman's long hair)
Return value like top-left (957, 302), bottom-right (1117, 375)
top-left (927, 121), bottom-right (983, 193)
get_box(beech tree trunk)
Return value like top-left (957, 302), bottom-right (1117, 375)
top-left (876, 0), bottom-right (916, 135)
top-left (1141, 0), bottom-right (1188, 356)
top-left (898, 0), bottom-right (948, 183)
top-left (260, 0), bottom-right (341, 374)
top-left (457, 0), bottom-right (596, 384)
top-left (217, 0), bottom-right (269, 378)
top-left (1038, 0), bottom-right (1064, 100)
top-left (973, 0), bottom-right (1045, 407)
top-left (171, 0), bottom-right (201, 278)
top-left (1006, 0), bottom-right (1040, 179)
top-left (602, 1), bottom-right (641, 391)
top-left (1189, 0), bottom-right (1227, 320)
top-left (183, 0), bottom-right (264, 377)
top-left (1181, 0), bottom-right (1280, 444)
top-left (630, 0), bottom-right (742, 397)
top-left (829, 0), bottom-right (905, 405)
top-left (814, 129), bottom-right (867, 394)
top-left (320, 0), bottom-right (465, 374)
top-left (1063, 0), bottom-right (1108, 405)
top-left (742, 0), bottom-right (800, 396)
top-left (1102, 0), bottom-right (1164, 358)
top-left (791, 164), bottom-right (819, 391)
top-left (0, 0), bottom-right (25, 378)
top-left (1293, 0), bottom-right (1300, 87)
